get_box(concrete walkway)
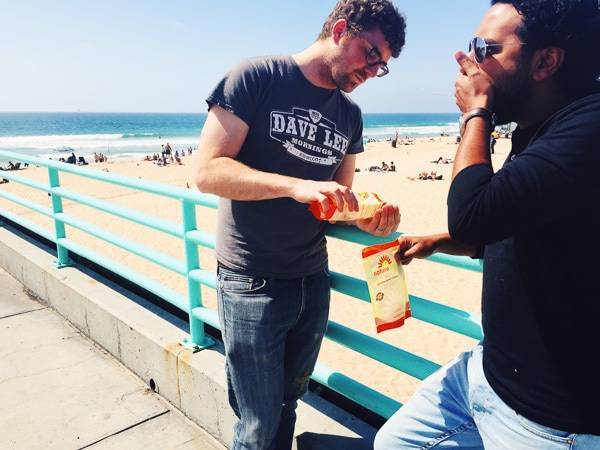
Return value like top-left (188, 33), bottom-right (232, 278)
top-left (0, 268), bottom-right (226, 450)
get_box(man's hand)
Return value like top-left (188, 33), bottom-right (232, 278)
top-left (395, 235), bottom-right (442, 265)
top-left (356, 204), bottom-right (400, 237)
top-left (454, 51), bottom-right (495, 113)
top-left (395, 233), bottom-right (479, 264)
top-left (289, 179), bottom-right (359, 213)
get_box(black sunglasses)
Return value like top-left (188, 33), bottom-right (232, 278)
top-left (468, 36), bottom-right (526, 64)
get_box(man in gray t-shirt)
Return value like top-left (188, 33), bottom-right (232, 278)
top-left (195, 1), bottom-right (406, 448)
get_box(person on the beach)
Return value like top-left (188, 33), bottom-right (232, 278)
top-left (195, 1), bottom-right (405, 448)
top-left (375, 1), bottom-right (600, 448)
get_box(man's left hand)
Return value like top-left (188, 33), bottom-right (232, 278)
top-left (356, 204), bottom-right (400, 236)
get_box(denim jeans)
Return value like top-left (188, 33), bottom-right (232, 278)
top-left (216, 265), bottom-right (330, 450)
top-left (375, 345), bottom-right (600, 449)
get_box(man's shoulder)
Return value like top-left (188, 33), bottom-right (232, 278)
top-left (537, 91), bottom-right (600, 140)
top-left (234, 55), bottom-right (292, 76)
top-left (556, 91), bottom-right (600, 121)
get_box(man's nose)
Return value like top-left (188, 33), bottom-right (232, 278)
top-left (365, 65), bottom-right (379, 78)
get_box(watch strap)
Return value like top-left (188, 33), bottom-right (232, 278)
top-left (460, 108), bottom-right (495, 136)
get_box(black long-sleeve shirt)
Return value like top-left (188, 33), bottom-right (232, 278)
top-left (448, 92), bottom-right (600, 434)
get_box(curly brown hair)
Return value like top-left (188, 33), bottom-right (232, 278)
top-left (318, 0), bottom-right (406, 58)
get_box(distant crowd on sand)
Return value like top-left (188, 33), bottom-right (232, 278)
top-left (406, 153), bottom-right (455, 182)
top-left (48, 151), bottom-right (91, 165)
top-left (0, 160), bottom-right (30, 184)
top-left (142, 142), bottom-right (196, 167)
top-left (356, 160), bottom-right (396, 173)
top-left (391, 132), bottom-right (416, 147)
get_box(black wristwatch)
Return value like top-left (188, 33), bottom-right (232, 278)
top-left (459, 108), bottom-right (495, 137)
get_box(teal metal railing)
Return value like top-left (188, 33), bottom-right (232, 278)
top-left (0, 150), bottom-right (483, 420)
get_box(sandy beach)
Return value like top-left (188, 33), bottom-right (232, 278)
top-left (0, 136), bottom-right (511, 405)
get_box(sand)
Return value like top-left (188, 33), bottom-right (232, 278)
top-left (0, 136), bottom-right (511, 405)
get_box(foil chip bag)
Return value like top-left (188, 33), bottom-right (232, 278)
top-left (362, 240), bottom-right (411, 333)
top-left (310, 192), bottom-right (384, 221)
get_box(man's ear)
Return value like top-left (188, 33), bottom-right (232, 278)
top-left (531, 47), bottom-right (565, 81)
top-left (331, 19), bottom-right (349, 45)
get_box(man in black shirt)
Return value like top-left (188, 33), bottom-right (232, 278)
top-left (376, 1), bottom-right (600, 448)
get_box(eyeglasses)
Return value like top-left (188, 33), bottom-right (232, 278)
top-left (468, 36), bottom-right (527, 64)
top-left (347, 24), bottom-right (390, 77)
top-left (365, 46), bottom-right (389, 77)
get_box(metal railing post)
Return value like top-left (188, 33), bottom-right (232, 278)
top-left (181, 200), bottom-right (214, 351)
top-left (48, 168), bottom-right (72, 267)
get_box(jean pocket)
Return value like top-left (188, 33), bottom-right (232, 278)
top-left (516, 414), bottom-right (573, 445)
top-left (218, 269), bottom-right (267, 294)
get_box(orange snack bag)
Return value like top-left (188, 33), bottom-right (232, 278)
top-left (362, 240), bottom-right (411, 333)
top-left (309, 192), bottom-right (384, 221)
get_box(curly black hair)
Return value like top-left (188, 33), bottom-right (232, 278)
top-left (491, 0), bottom-right (600, 92)
top-left (318, 0), bottom-right (406, 58)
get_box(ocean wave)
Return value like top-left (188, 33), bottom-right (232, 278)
top-left (363, 123), bottom-right (459, 138)
top-left (121, 132), bottom-right (159, 138)
top-left (0, 133), bottom-right (195, 151)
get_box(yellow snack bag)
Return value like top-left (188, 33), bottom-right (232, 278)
top-left (310, 192), bottom-right (384, 221)
top-left (362, 240), bottom-right (411, 333)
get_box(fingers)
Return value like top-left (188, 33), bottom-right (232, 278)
top-left (391, 205), bottom-right (401, 231)
top-left (345, 190), bottom-right (359, 212)
top-left (315, 193), bottom-right (331, 213)
top-left (395, 238), bottom-right (415, 265)
top-left (374, 204), bottom-right (400, 236)
top-left (332, 190), bottom-right (345, 212)
top-left (368, 208), bottom-right (383, 233)
top-left (321, 183), bottom-right (356, 212)
top-left (455, 51), bottom-right (479, 77)
top-left (338, 187), bottom-right (358, 212)
top-left (404, 242), bottom-right (421, 259)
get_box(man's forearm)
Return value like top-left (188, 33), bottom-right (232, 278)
top-left (195, 157), bottom-right (298, 200)
top-left (431, 233), bottom-right (479, 257)
top-left (452, 117), bottom-right (493, 180)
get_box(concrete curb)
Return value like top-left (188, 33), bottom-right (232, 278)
top-left (0, 226), bottom-right (376, 449)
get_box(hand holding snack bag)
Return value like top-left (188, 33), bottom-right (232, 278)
top-left (362, 240), bottom-right (411, 333)
top-left (310, 192), bottom-right (384, 221)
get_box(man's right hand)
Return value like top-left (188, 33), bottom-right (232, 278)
top-left (395, 235), bottom-right (442, 265)
top-left (289, 179), bottom-right (359, 213)
top-left (454, 51), bottom-right (495, 113)
top-left (395, 233), bottom-right (479, 264)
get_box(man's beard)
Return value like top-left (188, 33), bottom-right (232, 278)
top-left (331, 68), bottom-right (357, 93)
top-left (493, 59), bottom-right (532, 125)
top-left (329, 55), bottom-right (363, 93)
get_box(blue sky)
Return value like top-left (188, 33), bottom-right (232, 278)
top-left (0, 1), bottom-right (491, 113)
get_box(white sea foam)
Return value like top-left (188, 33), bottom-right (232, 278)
top-left (363, 124), bottom-right (459, 139)
top-left (0, 133), bottom-right (196, 153)
top-left (0, 122), bottom-right (459, 161)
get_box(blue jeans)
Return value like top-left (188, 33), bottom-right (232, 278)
top-left (375, 345), bottom-right (600, 449)
top-left (216, 265), bottom-right (330, 450)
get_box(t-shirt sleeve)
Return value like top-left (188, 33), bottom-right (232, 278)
top-left (448, 98), bottom-right (600, 245)
top-left (346, 107), bottom-right (364, 155)
top-left (206, 59), bottom-right (264, 126)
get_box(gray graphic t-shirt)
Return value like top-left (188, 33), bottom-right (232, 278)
top-left (207, 55), bottom-right (364, 278)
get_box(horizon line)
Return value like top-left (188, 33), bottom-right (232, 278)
top-left (0, 110), bottom-right (460, 115)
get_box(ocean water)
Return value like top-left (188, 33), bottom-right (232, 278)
top-left (0, 112), bottom-right (459, 161)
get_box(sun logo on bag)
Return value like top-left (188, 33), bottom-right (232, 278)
top-left (378, 255), bottom-right (392, 268)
